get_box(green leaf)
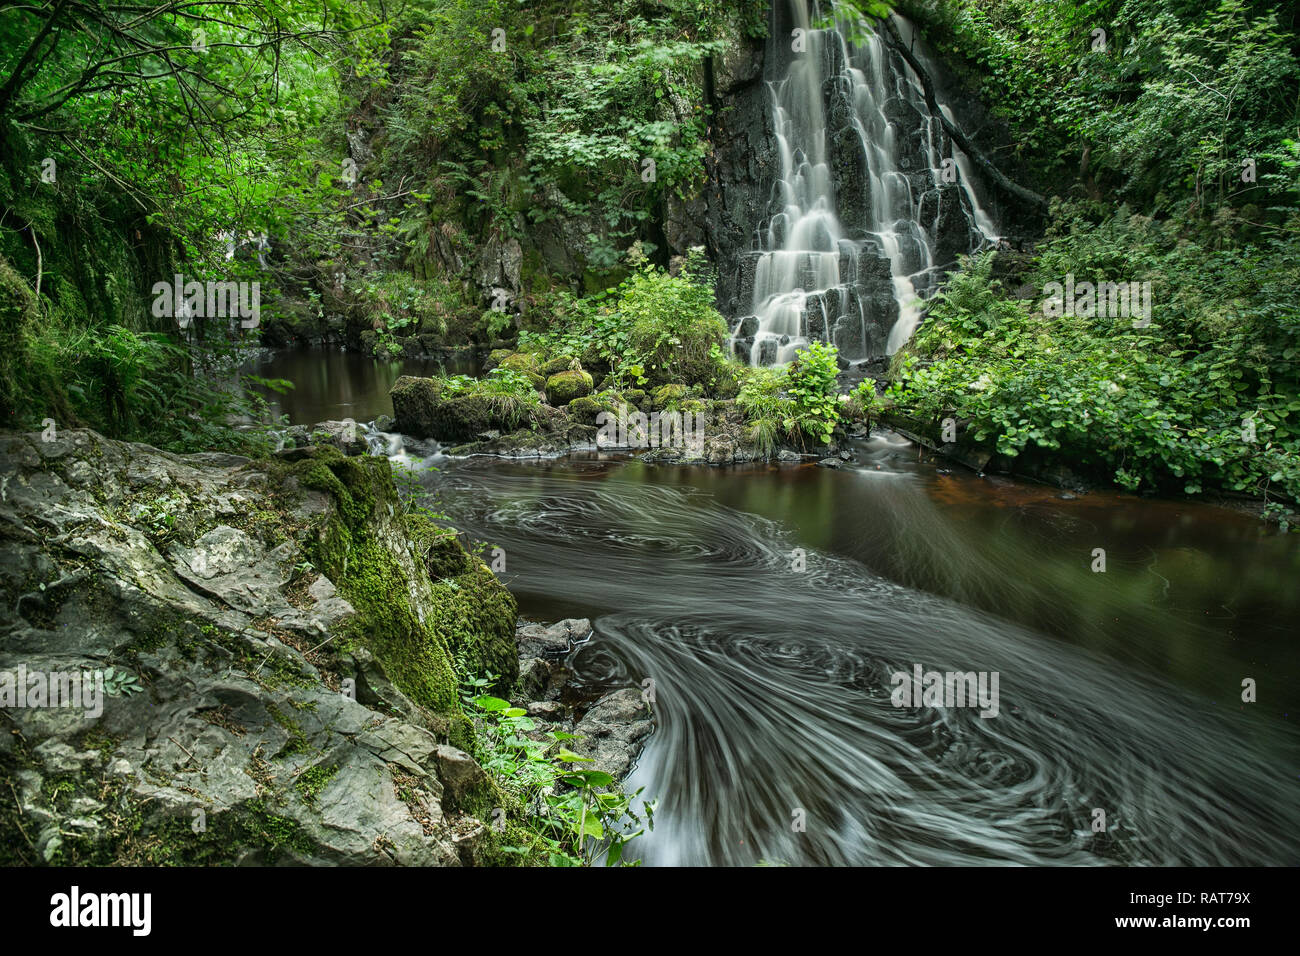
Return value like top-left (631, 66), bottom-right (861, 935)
top-left (572, 811), bottom-right (604, 841)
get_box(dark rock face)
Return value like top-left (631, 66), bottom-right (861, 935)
top-left (703, 6), bottom-right (1027, 365)
top-left (703, 29), bottom-right (777, 321)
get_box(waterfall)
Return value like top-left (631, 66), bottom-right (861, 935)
top-left (731, 1), bottom-right (998, 366)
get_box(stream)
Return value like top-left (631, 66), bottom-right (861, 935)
top-left (249, 348), bottom-right (1300, 866)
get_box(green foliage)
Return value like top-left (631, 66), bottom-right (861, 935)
top-left (358, 272), bottom-right (464, 337)
top-left (882, 1), bottom-right (1300, 513)
top-left (736, 343), bottom-right (845, 451)
top-left (519, 249), bottom-right (728, 389)
top-left (783, 341), bottom-right (843, 446)
top-left (373, 0), bottom-right (768, 281)
top-left (101, 666), bottom-right (143, 698)
top-left (461, 676), bottom-right (653, 866)
top-left (847, 379), bottom-right (886, 424)
top-left (434, 365), bottom-right (543, 431)
top-left (11, 313), bottom-right (274, 452)
top-left (889, 224), bottom-right (1300, 504)
top-left (442, 365), bottom-right (539, 399)
top-left (902, 0), bottom-right (1300, 220)
top-left (0, 0), bottom-right (391, 447)
top-left (736, 365), bottom-right (789, 455)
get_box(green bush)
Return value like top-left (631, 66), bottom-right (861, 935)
top-left (736, 342), bottom-right (845, 452)
top-left (783, 341), bottom-right (842, 446)
top-left (519, 250), bottom-right (729, 391)
top-left (888, 221), bottom-right (1300, 505)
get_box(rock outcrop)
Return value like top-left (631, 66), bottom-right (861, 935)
top-left (388, 367), bottom-right (839, 465)
top-left (506, 618), bottom-right (655, 784)
top-left (0, 429), bottom-right (517, 865)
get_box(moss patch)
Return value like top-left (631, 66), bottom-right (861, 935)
top-left (545, 369), bottom-right (594, 406)
top-left (253, 447), bottom-right (471, 745)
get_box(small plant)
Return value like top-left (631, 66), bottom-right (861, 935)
top-left (848, 379), bottom-right (885, 425)
top-left (102, 666), bottom-right (143, 697)
top-left (784, 342), bottom-right (842, 447)
top-left (461, 675), bottom-right (653, 866)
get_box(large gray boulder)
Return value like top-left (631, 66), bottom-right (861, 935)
top-left (0, 429), bottom-right (499, 866)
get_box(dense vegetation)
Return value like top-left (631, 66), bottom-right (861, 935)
top-left (0, 0), bottom-right (770, 448)
top-left (889, 0), bottom-right (1300, 516)
top-left (3, 0), bottom-right (1299, 873)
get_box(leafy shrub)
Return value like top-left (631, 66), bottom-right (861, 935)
top-left (889, 223), bottom-right (1300, 505)
top-left (847, 379), bottom-right (886, 424)
top-left (737, 342), bottom-right (845, 451)
top-left (621, 255), bottom-right (729, 389)
top-left (783, 341), bottom-right (843, 446)
top-left (519, 250), bottom-right (728, 390)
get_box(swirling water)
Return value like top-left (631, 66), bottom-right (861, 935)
top-left (245, 350), bottom-right (1299, 865)
top-left (418, 447), bottom-right (1299, 867)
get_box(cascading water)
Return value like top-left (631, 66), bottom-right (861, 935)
top-left (731, 1), bottom-right (998, 365)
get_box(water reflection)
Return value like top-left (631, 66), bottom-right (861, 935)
top-left (243, 347), bottom-right (477, 424)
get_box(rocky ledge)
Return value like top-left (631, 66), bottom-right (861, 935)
top-left (0, 429), bottom-right (652, 865)
top-left (388, 355), bottom-right (847, 465)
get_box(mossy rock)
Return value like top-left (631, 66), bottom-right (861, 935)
top-left (407, 515), bottom-right (519, 689)
top-left (545, 369), bottom-right (594, 406)
top-left (392, 377), bottom-right (535, 442)
top-left (623, 389), bottom-right (650, 412)
top-left (678, 398), bottom-right (709, 417)
top-left (263, 445), bottom-right (526, 739)
top-left (485, 348), bottom-right (513, 371)
top-left (267, 447), bottom-right (469, 741)
top-left (498, 352), bottom-right (541, 374)
top-left (391, 376), bottom-right (444, 437)
top-left (433, 394), bottom-right (525, 443)
top-left (579, 342), bottom-right (613, 381)
top-left (711, 363), bottom-right (742, 400)
top-left (0, 254), bottom-right (41, 417)
top-left (567, 394), bottom-right (618, 426)
top-left (652, 383), bottom-right (688, 410)
top-left (539, 355), bottom-right (581, 377)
